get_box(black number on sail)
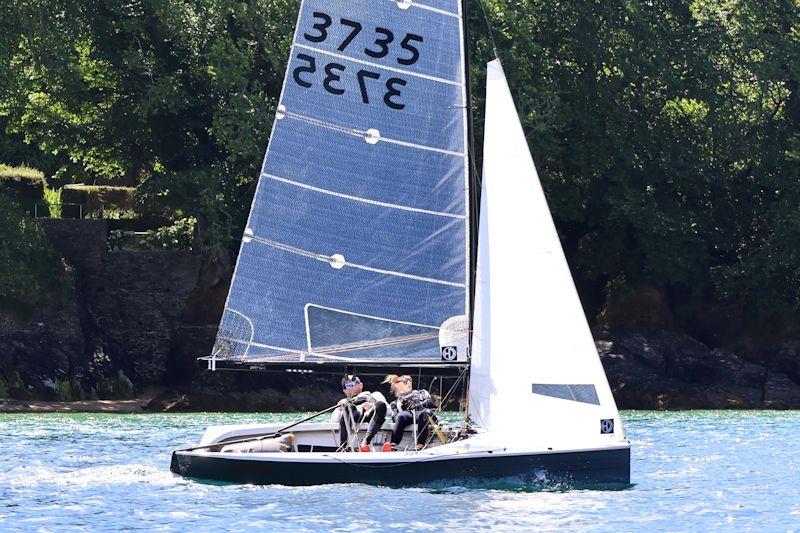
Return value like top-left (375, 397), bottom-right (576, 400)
top-left (398, 34), bottom-right (423, 66)
top-left (323, 63), bottom-right (346, 95)
top-left (356, 69), bottom-right (380, 104)
top-left (338, 19), bottom-right (362, 51)
top-left (293, 54), bottom-right (316, 88)
top-left (304, 12), bottom-right (332, 43)
top-left (365, 27), bottom-right (394, 59)
top-left (384, 78), bottom-right (407, 110)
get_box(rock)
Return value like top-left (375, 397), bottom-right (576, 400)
top-left (597, 329), bottom-right (800, 409)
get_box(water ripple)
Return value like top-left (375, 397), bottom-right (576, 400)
top-left (0, 411), bottom-right (798, 531)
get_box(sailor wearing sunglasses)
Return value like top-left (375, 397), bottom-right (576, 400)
top-left (335, 374), bottom-right (389, 452)
top-left (384, 374), bottom-right (437, 451)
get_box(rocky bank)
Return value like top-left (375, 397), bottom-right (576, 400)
top-left (1, 219), bottom-right (798, 411)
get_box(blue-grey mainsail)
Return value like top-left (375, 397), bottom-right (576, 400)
top-left (212, 0), bottom-right (470, 364)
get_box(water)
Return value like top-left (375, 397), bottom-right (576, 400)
top-left (0, 411), bottom-right (798, 531)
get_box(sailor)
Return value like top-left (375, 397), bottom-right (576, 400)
top-left (335, 374), bottom-right (389, 452)
top-left (384, 374), bottom-right (437, 451)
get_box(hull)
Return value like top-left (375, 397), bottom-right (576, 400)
top-left (171, 446), bottom-right (630, 487)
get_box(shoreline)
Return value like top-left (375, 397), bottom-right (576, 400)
top-left (0, 399), bottom-right (152, 413)
top-left (1, 398), bottom-right (799, 414)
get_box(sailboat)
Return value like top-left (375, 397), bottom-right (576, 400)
top-left (170, 0), bottom-right (631, 486)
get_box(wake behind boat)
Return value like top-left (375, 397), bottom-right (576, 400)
top-left (171, 0), bottom-right (630, 487)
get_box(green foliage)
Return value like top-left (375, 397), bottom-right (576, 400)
top-left (145, 217), bottom-right (197, 250)
top-left (471, 0), bottom-right (800, 315)
top-left (0, 370), bottom-right (23, 399)
top-left (94, 370), bottom-right (134, 400)
top-left (62, 184), bottom-right (136, 218)
top-left (43, 186), bottom-right (61, 218)
top-left (0, 194), bottom-right (69, 312)
top-left (0, 164), bottom-right (44, 183)
top-left (55, 379), bottom-right (85, 401)
top-left (0, 164), bottom-right (45, 214)
top-left (0, 0), bottom-right (296, 243)
top-left (1, 0), bottom-right (799, 325)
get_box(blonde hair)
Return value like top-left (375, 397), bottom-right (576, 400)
top-left (383, 374), bottom-right (411, 395)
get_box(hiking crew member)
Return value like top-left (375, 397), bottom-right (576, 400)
top-left (336, 374), bottom-right (389, 452)
top-left (384, 374), bottom-right (437, 451)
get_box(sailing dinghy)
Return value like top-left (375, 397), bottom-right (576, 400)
top-left (171, 0), bottom-right (630, 486)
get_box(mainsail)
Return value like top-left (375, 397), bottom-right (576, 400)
top-left (213, 0), bottom-right (471, 365)
top-left (468, 60), bottom-right (624, 444)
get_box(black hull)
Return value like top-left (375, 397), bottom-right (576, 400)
top-left (171, 447), bottom-right (630, 487)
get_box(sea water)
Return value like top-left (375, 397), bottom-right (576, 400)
top-left (0, 411), bottom-right (797, 531)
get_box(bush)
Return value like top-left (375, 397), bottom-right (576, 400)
top-left (55, 379), bottom-right (85, 401)
top-left (145, 217), bottom-right (196, 250)
top-left (94, 370), bottom-right (134, 399)
top-left (62, 184), bottom-right (135, 218)
top-left (0, 164), bottom-right (45, 215)
top-left (0, 164), bottom-right (45, 183)
top-left (0, 194), bottom-right (69, 313)
top-left (43, 186), bottom-right (62, 218)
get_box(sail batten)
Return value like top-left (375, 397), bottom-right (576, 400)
top-left (213, 0), bottom-right (470, 365)
top-left (262, 173), bottom-right (467, 219)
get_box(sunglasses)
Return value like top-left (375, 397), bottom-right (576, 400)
top-left (343, 381), bottom-right (359, 389)
top-left (397, 376), bottom-right (412, 384)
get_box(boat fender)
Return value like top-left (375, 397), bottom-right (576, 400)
top-left (221, 433), bottom-right (296, 453)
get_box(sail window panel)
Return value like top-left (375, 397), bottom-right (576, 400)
top-left (248, 178), bottom-right (466, 285)
top-left (225, 243), bottom-right (465, 359)
top-left (264, 119), bottom-right (466, 216)
top-left (306, 305), bottom-right (439, 361)
top-left (281, 55), bottom-right (465, 154)
top-left (295, 0), bottom-right (463, 83)
top-left (531, 384), bottom-right (601, 406)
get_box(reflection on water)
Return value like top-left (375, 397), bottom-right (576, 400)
top-left (1, 411), bottom-right (798, 531)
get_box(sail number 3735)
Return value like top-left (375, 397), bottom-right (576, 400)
top-left (292, 12), bottom-right (424, 110)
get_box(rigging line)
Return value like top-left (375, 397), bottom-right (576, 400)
top-left (247, 233), bottom-right (466, 288)
top-left (435, 365), bottom-right (467, 418)
top-left (263, 173), bottom-right (466, 220)
top-left (294, 43), bottom-right (460, 86)
top-left (474, 0), bottom-right (499, 59)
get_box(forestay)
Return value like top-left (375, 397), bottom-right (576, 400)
top-left (468, 60), bottom-right (625, 446)
top-left (213, 0), bottom-right (470, 365)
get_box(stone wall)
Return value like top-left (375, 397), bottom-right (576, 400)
top-left (87, 251), bottom-right (201, 383)
top-left (0, 219), bottom-right (207, 399)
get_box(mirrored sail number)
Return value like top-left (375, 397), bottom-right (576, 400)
top-left (292, 53), bottom-right (407, 110)
top-left (303, 12), bottom-right (424, 67)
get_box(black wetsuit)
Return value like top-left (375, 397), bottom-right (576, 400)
top-left (338, 391), bottom-right (388, 447)
top-left (390, 389), bottom-right (437, 446)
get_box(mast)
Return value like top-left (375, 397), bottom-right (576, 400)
top-left (462, 0), bottom-right (479, 357)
